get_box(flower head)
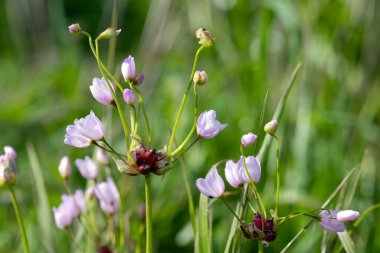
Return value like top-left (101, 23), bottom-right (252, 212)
top-left (225, 160), bottom-right (246, 188)
top-left (4, 146), bottom-right (16, 159)
top-left (52, 190), bottom-right (85, 229)
top-left (68, 23), bottom-right (81, 35)
top-left (239, 156), bottom-right (261, 184)
top-left (122, 56), bottom-right (136, 82)
top-left (58, 156), bottom-right (71, 179)
top-left (196, 110), bottom-right (227, 139)
top-left (75, 156), bottom-right (99, 180)
top-left (318, 210), bottom-right (346, 232)
top-left (264, 120), bottom-right (278, 134)
top-left (123, 88), bottom-right (137, 105)
top-left (90, 78), bottom-right (115, 105)
top-left (196, 166), bottom-right (225, 198)
top-left (64, 111), bottom-right (105, 148)
top-left (241, 132), bottom-right (257, 147)
top-left (95, 178), bottom-right (120, 214)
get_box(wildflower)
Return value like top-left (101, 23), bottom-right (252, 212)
top-left (241, 132), bottom-right (257, 147)
top-left (193, 70), bottom-right (208, 85)
top-left (64, 111), bottom-right (105, 148)
top-left (225, 160), bottom-right (246, 188)
top-left (196, 166), bottom-right (225, 198)
top-left (90, 78), bottom-right (115, 105)
top-left (114, 145), bottom-right (170, 176)
top-left (95, 178), bottom-right (120, 214)
top-left (95, 148), bottom-right (109, 166)
top-left (58, 156), bottom-right (71, 179)
top-left (195, 28), bottom-right (215, 48)
top-left (239, 156), bottom-right (261, 184)
top-left (318, 210), bottom-right (346, 232)
top-left (264, 120), bottom-right (278, 134)
top-left (52, 190), bottom-right (85, 229)
top-left (68, 23), bottom-right (81, 35)
top-left (336, 210), bottom-right (360, 222)
top-left (123, 88), bottom-right (137, 105)
top-left (97, 27), bottom-right (121, 40)
top-left (241, 213), bottom-right (277, 242)
top-left (75, 156), bottom-right (99, 180)
top-left (0, 146), bottom-right (18, 187)
top-left (196, 110), bottom-right (227, 139)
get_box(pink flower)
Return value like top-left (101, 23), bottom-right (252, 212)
top-left (75, 156), bottom-right (99, 180)
top-left (123, 88), bottom-right (137, 105)
top-left (319, 210), bottom-right (346, 232)
top-left (225, 160), bottom-right (246, 188)
top-left (121, 56), bottom-right (136, 81)
top-left (64, 111), bottom-right (105, 148)
top-left (241, 132), bottom-right (257, 147)
top-left (52, 190), bottom-right (85, 229)
top-left (58, 156), bottom-right (71, 179)
top-left (196, 166), bottom-right (225, 198)
top-left (196, 110), bottom-right (227, 139)
top-left (239, 156), bottom-right (261, 184)
top-left (95, 178), bottom-right (120, 214)
top-left (336, 210), bottom-right (360, 222)
top-left (90, 77), bottom-right (115, 105)
top-left (3, 146), bottom-right (17, 159)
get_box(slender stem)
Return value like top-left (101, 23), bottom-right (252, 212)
top-left (168, 46), bottom-right (205, 155)
top-left (130, 86), bottom-right (151, 146)
top-left (172, 137), bottom-right (200, 162)
top-left (258, 241), bottom-right (264, 253)
top-left (102, 139), bottom-right (129, 164)
top-left (272, 134), bottom-right (280, 219)
top-left (145, 174), bottom-right (153, 253)
top-left (221, 197), bottom-right (243, 224)
top-left (107, 0), bottom-right (119, 71)
top-left (93, 141), bottom-right (127, 159)
top-left (9, 187), bottom-right (30, 253)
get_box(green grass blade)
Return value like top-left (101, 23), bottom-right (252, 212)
top-left (197, 194), bottom-right (211, 253)
top-left (337, 231), bottom-right (356, 253)
top-left (26, 142), bottom-right (54, 253)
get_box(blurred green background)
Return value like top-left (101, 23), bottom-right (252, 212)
top-left (0, 0), bottom-right (379, 252)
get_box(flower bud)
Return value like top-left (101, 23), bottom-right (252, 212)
top-left (68, 24), bottom-right (81, 35)
top-left (123, 89), bottom-right (137, 105)
top-left (95, 149), bottom-right (109, 166)
top-left (135, 74), bottom-right (144, 85)
top-left (193, 70), bottom-right (208, 85)
top-left (336, 210), bottom-right (360, 222)
top-left (241, 132), bottom-right (257, 147)
top-left (195, 28), bottom-right (215, 48)
top-left (97, 27), bottom-right (121, 40)
top-left (0, 154), bottom-right (18, 187)
top-left (264, 120), bottom-right (278, 134)
top-left (4, 146), bottom-right (17, 159)
top-left (58, 156), bottom-right (71, 179)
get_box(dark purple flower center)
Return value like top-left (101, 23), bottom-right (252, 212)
top-left (241, 213), bottom-right (277, 243)
top-left (134, 147), bottom-right (166, 175)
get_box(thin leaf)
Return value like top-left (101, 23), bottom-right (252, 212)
top-left (197, 194), bottom-right (211, 253)
top-left (337, 231), bottom-right (356, 253)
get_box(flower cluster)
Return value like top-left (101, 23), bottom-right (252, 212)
top-left (53, 190), bottom-right (85, 229)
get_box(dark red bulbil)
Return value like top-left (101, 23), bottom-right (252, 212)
top-left (240, 213), bottom-right (277, 243)
top-left (97, 246), bottom-right (112, 253)
top-left (132, 146), bottom-right (168, 175)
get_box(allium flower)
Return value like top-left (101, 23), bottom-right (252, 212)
top-left (225, 160), bottom-right (246, 188)
top-left (241, 213), bottom-right (277, 242)
top-left (336, 210), bottom-right (360, 222)
top-left (90, 77), bottom-right (115, 105)
top-left (58, 156), bottom-right (71, 179)
top-left (123, 88), bottom-right (137, 105)
top-left (239, 156), bottom-right (261, 183)
top-left (75, 156), bottom-right (99, 180)
top-left (196, 110), bottom-right (227, 139)
top-left (0, 147), bottom-right (18, 187)
top-left (241, 132), bottom-right (257, 147)
top-left (52, 190), bottom-right (85, 229)
top-left (64, 111), bottom-right (105, 148)
top-left (319, 210), bottom-right (346, 232)
top-left (122, 56), bottom-right (136, 82)
top-left (196, 166), bottom-right (225, 198)
top-left (95, 178), bottom-right (120, 214)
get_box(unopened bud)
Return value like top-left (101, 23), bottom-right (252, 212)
top-left (0, 154), bottom-right (18, 187)
top-left (58, 156), bottom-right (71, 179)
top-left (264, 120), bottom-right (278, 134)
top-left (123, 89), bottom-right (137, 105)
top-left (241, 132), bottom-right (257, 147)
top-left (336, 210), bottom-right (360, 222)
top-left (68, 23), bottom-right (81, 35)
top-left (195, 28), bottom-right (215, 48)
top-left (193, 70), bottom-right (208, 85)
top-left (96, 149), bottom-right (109, 166)
top-left (97, 27), bottom-right (121, 40)
top-left (135, 74), bottom-right (144, 85)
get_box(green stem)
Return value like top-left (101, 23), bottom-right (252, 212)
top-left (272, 134), bottom-right (280, 220)
top-left (353, 203), bottom-right (380, 228)
top-left (129, 86), bottom-right (151, 146)
top-left (95, 40), bottom-right (132, 160)
top-left (145, 174), bottom-right (153, 253)
top-left (168, 46), bottom-right (205, 156)
top-left (221, 197), bottom-right (243, 224)
top-left (258, 241), bottom-right (264, 253)
top-left (9, 187), bottom-right (30, 253)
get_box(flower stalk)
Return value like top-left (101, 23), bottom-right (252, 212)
top-left (145, 174), bottom-right (153, 253)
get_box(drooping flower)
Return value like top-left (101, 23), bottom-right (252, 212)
top-left (196, 166), bottom-right (225, 198)
top-left (241, 132), bottom-right (257, 147)
top-left (0, 146), bottom-right (18, 187)
top-left (336, 210), bottom-right (360, 222)
top-left (58, 156), bottom-right (71, 179)
top-left (196, 110), bottom-right (227, 139)
top-left (75, 156), bottom-right (99, 180)
top-left (94, 177), bottom-right (120, 214)
top-left (121, 56), bottom-right (136, 82)
top-left (225, 160), bottom-right (246, 188)
top-left (123, 88), bottom-right (137, 105)
top-left (90, 77), bottom-right (115, 105)
top-left (52, 190), bottom-right (85, 229)
top-left (64, 111), bottom-right (105, 148)
top-left (239, 156), bottom-right (261, 184)
top-left (264, 120), bottom-right (278, 134)
top-left (318, 210), bottom-right (346, 232)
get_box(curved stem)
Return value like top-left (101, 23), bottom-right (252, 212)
top-left (272, 134), bottom-right (280, 219)
top-left (9, 187), bottom-right (30, 253)
top-left (168, 46), bottom-right (205, 156)
top-left (145, 174), bottom-right (153, 253)
top-left (221, 197), bottom-right (244, 224)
